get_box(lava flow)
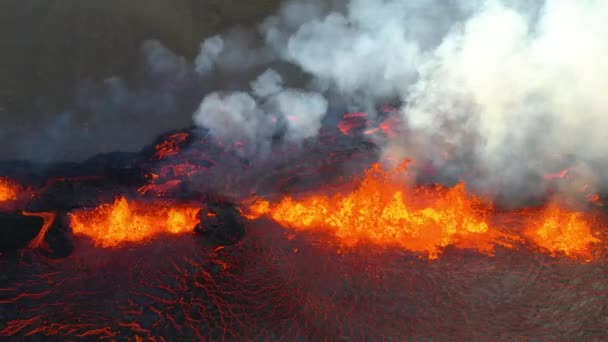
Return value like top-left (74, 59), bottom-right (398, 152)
top-left (244, 162), bottom-right (603, 261)
top-left (69, 196), bottom-right (201, 248)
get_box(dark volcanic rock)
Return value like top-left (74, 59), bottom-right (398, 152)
top-left (196, 195), bottom-right (245, 246)
top-left (0, 213), bottom-right (43, 252)
top-left (41, 213), bottom-right (74, 259)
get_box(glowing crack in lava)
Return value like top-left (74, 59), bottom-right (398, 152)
top-left (245, 162), bottom-right (602, 261)
top-left (154, 132), bottom-right (189, 159)
top-left (22, 211), bottom-right (57, 249)
top-left (0, 177), bottom-right (20, 202)
top-left (69, 196), bottom-right (201, 248)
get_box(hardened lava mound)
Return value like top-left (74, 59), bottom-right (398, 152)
top-left (1, 123), bottom-right (608, 340)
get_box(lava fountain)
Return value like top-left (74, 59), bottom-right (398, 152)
top-left (244, 161), bottom-right (602, 261)
top-left (69, 196), bottom-right (201, 248)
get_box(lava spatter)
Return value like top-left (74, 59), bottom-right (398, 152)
top-left (244, 162), bottom-right (517, 259)
top-left (244, 162), bottom-right (603, 261)
top-left (69, 196), bottom-right (201, 248)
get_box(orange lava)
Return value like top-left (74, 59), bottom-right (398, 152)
top-left (245, 162), bottom-right (516, 259)
top-left (245, 162), bottom-right (604, 261)
top-left (22, 211), bottom-right (57, 249)
top-left (0, 177), bottom-right (20, 202)
top-left (155, 132), bottom-right (189, 160)
top-left (69, 196), bottom-right (201, 248)
top-left (523, 204), bottom-right (601, 261)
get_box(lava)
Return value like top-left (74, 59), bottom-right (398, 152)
top-left (0, 177), bottom-right (20, 202)
top-left (245, 162), bottom-right (517, 259)
top-left (21, 211), bottom-right (57, 249)
top-left (245, 162), bottom-right (604, 261)
top-left (523, 204), bottom-right (601, 261)
top-left (154, 132), bottom-right (189, 160)
top-left (69, 196), bottom-right (201, 248)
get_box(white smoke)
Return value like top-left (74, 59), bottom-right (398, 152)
top-left (192, 0), bottom-right (608, 204)
top-left (193, 68), bottom-right (327, 157)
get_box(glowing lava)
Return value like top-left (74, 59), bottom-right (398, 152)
top-left (0, 177), bottom-right (20, 202)
top-left (69, 196), bottom-right (201, 248)
top-left (245, 162), bottom-right (516, 259)
top-left (22, 211), bottom-right (57, 249)
top-left (523, 204), bottom-right (601, 261)
top-left (155, 132), bottom-right (189, 159)
top-left (245, 162), bottom-right (603, 261)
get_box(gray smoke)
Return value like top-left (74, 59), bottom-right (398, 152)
top-left (191, 0), bottom-right (608, 205)
top-left (193, 68), bottom-right (327, 157)
top-left (15, 40), bottom-right (199, 162)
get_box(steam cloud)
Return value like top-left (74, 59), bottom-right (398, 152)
top-left (14, 0), bottom-right (605, 205)
top-left (191, 0), bottom-right (608, 205)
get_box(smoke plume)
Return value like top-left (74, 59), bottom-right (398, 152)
top-left (191, 0), bottom-right (608, 205)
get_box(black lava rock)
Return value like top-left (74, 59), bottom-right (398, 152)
top-left (195, 195), bottom-right (245, 246)
top-left (0, 212), bottom-right (43, 252)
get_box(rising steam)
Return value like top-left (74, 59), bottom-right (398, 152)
top-left (191, 0), bottom-right (608, 205)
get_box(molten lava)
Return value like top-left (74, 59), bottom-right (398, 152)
top-left (523, 204), bottom-right (601, 261)
top-left (154, 132), bottom-right (189, 160)
top-left (69, 196), bottom-right (201, 248)
top-left (245, 162), bottom-right (516, 259)
top-left (245, 162), bottom-right (604, 261)
top-left (22, 211), bottom-right (57, 249)
top-left (0, 177), bottom-right (20, 202)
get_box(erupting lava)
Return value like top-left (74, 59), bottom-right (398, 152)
top-left (245, 162), bottom-right (603, 261)
top-left (523, 204), bottom-right (601, 261)
top-left (69, 196), bottom-right (201, 248)
top-left (245, 162), bottom-right (515, 259)
top-left (0, 177), bottom-right (20, 202)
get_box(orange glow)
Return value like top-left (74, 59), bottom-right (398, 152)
top-left (155, 132), bottom-right (189, 159)
top-left (245, 162), bottom-right (516, 259)
top-left (0, 177), bottom-right (20, 202)
top-left (244, 162), bottom-right (604, 261)
top-left (69, 197), bottom-right (200, 248)
top-left (22, 211), bottom-right (57, 249)
top-left (524, 204), bottom-right (600, 261)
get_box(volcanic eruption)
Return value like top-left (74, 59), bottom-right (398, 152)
top-left (2, 0), bottom-right (608, 340)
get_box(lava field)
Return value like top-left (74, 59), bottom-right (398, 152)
top-left (1, 113), bottom-right (607, 341)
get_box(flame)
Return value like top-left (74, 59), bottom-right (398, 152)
top-left (69, 197), bottom-right (200, 248)
top-left (0, 177), bottom-right (20, 202)
top-left (245, 162), bottom-right (516, 259)
top-left (245, 162), bottom-right (604, 261)
top-left (523, 204), bottom-right (601, 261)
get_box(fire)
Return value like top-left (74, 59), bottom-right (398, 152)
top-left (0, 177), bottom-right (20, 202)
top-left (245, 162), bottom-right (604, 261)
top-left (523, 204), bottom-right (601, 261)
top-left (69, 197), bottom-right (201, 248)
top-left (245, 162), bottom-right (515, 259)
